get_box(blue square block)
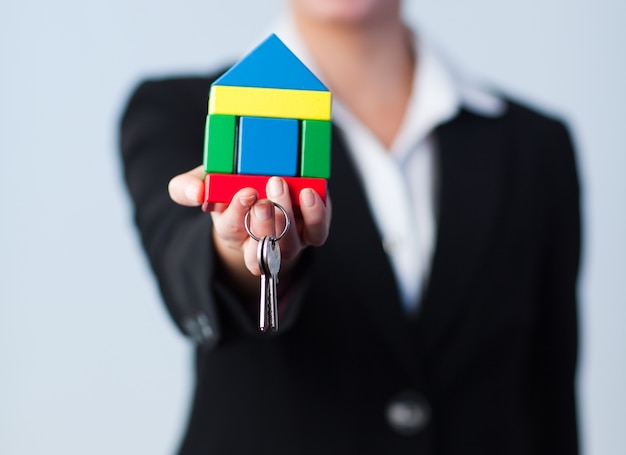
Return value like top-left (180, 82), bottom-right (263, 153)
top-left (238, 116), bottom-right (299, 176)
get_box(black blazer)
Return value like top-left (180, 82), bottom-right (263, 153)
top-left (119, 72), bottom-right (581, 455)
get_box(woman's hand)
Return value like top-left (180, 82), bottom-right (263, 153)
top-left (168, 165), bottom-right (331, 283)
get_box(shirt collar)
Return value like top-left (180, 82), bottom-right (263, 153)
top-left (270, 16), bottom-right (506, 157)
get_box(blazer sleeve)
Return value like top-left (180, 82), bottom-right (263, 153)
top-left (119, 78), bottom-right (314, 348)
top-left (118, 78), bottom-right (220, 347)
top-left (529, 116), bottom-right (582, 454)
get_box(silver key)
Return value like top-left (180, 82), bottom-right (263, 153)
top-left (263, 235), bottom-right (281, 332)
top-left (257, 236), bottom-right (272, 332)
top-left (245, 202), bottom-right (290, 333)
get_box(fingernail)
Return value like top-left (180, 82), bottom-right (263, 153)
top-left (253, 202), bottom-right (272, 220)
top-left (239, 194), bottom-right (256, 208)
top-left (185, 183), bottom-right (200, 203)
top-left (301, 188), bottom-right (315, 207)
top-left (268, 177), bottom-right (283, 198)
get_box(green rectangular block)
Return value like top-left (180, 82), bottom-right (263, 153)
top-left (300, 119), bottom-right (331, 178)
top-left (203, 114), bottom-right (237, 173)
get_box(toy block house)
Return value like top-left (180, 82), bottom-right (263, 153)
top-left (202, 34), bottom-right (331, 208)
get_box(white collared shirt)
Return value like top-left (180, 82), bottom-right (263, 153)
top-left (271, 18), bottom-right (505, 312)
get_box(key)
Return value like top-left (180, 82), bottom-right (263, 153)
top-left (263, 235), bottom-right (282, 332)
top-left (257, 236), bottom-right (272, 332)
top-left (245, 202), bottom-right (290, 333)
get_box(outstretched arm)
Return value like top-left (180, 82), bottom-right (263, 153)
top-left (120, 78), bottom-right (331, 347)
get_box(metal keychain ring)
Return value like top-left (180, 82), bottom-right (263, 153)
top-left (244, 202), bottom-right (291, 242)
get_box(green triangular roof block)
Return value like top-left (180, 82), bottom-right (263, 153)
top-left (213, 34), bottom-right (328, 91)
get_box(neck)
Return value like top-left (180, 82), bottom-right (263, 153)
top-left (291, 9), bottom-right (415, 148)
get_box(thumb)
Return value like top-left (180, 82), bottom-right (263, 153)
top-left (168, 165), bottom-right (205, 206)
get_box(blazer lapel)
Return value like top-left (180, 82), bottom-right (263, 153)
top-left (323, 108), bottom-right (511, 375)
top-left (415, 108), bottom-right (511, 352)
top-left (324, 126), bottom-right (421, 380)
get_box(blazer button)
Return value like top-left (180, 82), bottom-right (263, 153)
top-left (385, 391), bottom-right (431, 436)
top-left (183, 313), bottom-right (215, 345)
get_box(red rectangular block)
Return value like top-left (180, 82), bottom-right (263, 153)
top-left (203, 174), bottom-right (327, 210)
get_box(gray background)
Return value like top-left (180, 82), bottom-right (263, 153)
top-left (1, 0), bottom-right (624, 453)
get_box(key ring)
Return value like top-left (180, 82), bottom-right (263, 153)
top-left (244, 202), bottom-right (291, 242)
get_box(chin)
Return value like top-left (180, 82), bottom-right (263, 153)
top-left (291, 0), bottom-right (401, 24)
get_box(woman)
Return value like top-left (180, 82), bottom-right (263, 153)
top-left (120, 0), bottom-right (581, 453)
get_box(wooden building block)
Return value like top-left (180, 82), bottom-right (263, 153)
top-left (203, 114), bottom-right (236, 174)
top-left (203, 174), bottom-right (327, 208)
top-left (237, 116), bottom-right (298, 176)
top-left (300, 119), bottom-right (331, 178)
top-left (209, 85), bottom-right (331, 121)
top-left (211, 34), bottom-right (328, 91)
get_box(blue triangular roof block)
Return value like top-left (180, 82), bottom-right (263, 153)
top-left (213, 34), bottom-right (328, 91)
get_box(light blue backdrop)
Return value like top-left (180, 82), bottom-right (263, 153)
top-left (1, 1), bottom-right (624, 454)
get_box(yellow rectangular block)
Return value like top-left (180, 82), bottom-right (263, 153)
top-left (209, 85), bottom-right (332, 121)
